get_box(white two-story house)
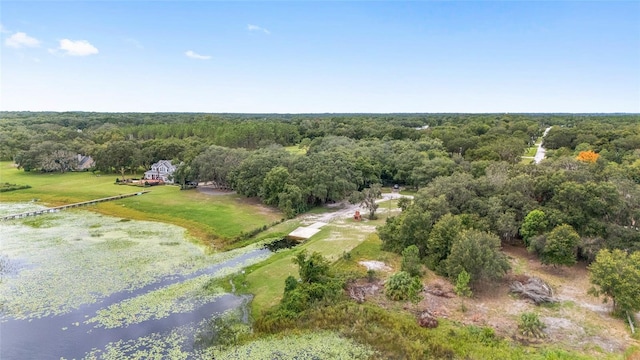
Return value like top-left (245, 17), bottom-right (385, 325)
top-left (144, 160), bottom-right (176, 183)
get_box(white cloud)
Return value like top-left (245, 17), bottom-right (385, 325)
top-left (0, 23), bottom-right (10, 34)
top-left (5, 32), bottom-right (40, 48)
top-left (247, 24), bottom-right (270, 35)
top-left (124, 38), bottom-right (143, 49)
top-left (185, 50), bottom-right (211, 60)
top-left (58, 39), bottom-right (99, 56)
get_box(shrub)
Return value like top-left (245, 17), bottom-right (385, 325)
top-left (0, 183), bottom-right (31, 192)
top-left (518, 312), bottom-right (546, 338)
top-left (284, 275), bottom-right (298, 293)
top-left (385, 271), bottom-right (422, 302)
top-left (401, 245), bottom-right (423, 277)
top-left (540, 224), bottom-right (579, 267)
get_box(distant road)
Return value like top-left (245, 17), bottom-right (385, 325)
top-left (534, 127), bottom-right (553, 164)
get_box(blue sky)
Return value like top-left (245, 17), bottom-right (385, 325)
top-left (1, 1), bottom-right (639, 113)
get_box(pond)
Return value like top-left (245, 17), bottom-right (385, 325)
top-left (0, 203), bottom-right (273, 359)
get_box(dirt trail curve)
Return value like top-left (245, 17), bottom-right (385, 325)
top-left (302, 193), bottom-right (413, 224)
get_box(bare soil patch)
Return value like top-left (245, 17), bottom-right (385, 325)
top-left (358, 260), bottom-right (392, 272)
top-left (350, 244), bottom-right (638, 356)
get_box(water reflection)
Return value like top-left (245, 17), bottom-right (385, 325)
top-left (1, 249), bottom-right (270, 359)
top-left (0, 204), bottom-right (274, 359)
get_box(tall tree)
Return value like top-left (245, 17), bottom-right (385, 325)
top-left (426, 213), bottom-right (463, 273)
top-left (260, 166), bottom-right (290, 206)
top-left (401, 245), bottom-right (423, 277)
top-left (589, 249), bottom-right (640, 316)
top-left (360, 183), bottom-right (382, 219)
top-left (520, 210), bottom-right (548, 247)
top-left (540, 224), bottom-right (580, 267)
top-left (445, 229), bottom-right (510, 287)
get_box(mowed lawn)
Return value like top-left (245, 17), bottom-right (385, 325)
top-left (0, 162), bottom-right (283, 245)
top-left (245, 219), bottom-right (396, 316)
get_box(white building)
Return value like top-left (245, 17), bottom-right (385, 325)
top-left (144, 160), bottom-right (176, 183)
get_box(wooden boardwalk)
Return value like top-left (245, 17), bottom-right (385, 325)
top-left (0, 191), bottom-right (150, 221)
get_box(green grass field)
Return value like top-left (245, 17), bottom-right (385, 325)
top-left (283, 145), bottom-right (307, 155)
top-left (524, 146), bottom-right (538, 157)
top-left (241, 215), bottom-right (398, 316)
top-left (0, 162), bottom-right (282, 247)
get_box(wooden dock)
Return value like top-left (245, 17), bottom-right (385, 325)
top-left (0, 191), bottom-right (150, 221)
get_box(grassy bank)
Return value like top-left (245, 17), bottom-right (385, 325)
top-left (232, 217), bottom-right (389, 316)
top-left (0, 162), bottom-right (282, 248)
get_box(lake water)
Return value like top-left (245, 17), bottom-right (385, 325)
top-left (0, 203), bottom-right (272, 359)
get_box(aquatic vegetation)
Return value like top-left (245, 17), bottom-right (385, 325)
top-left (211, 331), bottom-right (375, 359)
top-left (82, 326), bottom-right (373, 360)
top-left (83, 313), bottom-right (237, 359)
top-left (21, 216), bottom-right (60, 228)
top-left (0, 203), bottom-right (44, 217)
top-left (86, 275), bottom-right (226, 329)
top-left (2, 203), bottom-right (277, 359)
top-left (83, 328), bottom-right (191, 360)
top-left (0, 204), bottom-right (270, 321)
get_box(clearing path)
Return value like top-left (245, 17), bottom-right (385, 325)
top-left (288, 192), bottom-right (412, 239)
top-left (301, 193), bottom-right (412, 224)
top-left (534, 126), bottom-right (553, 164)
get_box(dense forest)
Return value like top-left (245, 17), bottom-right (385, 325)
top-left (2, 114), bottom-right (639, 273)
top-left (3, 111), bottom-right (639, 254)
top-left (3, 111), bottom-right (639, 229)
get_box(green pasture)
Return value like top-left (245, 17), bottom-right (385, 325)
top-left (0, 162), bottom-right (282, 247)
top-left (242, 216), bottom-right (397, 316)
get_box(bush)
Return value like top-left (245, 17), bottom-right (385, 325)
top-left (284, 275), bottom-right (298, 293)
top-left (401, 245), bottom-right (423, 277)
top-left (518, 312), bottom-right (546, 338)
top-left (540, 224), bottom-right (579, 267)
top-left (385, 271), bottom-right (422, 302)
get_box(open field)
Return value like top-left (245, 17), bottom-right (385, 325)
top-left (237, 202), bottom-right (405, 315)
top-left (0, 162), bottom-right (282, 247)
top-left (284, 145), bottom-right (308, 155)
top-left (243, 220), bottom-right (379, 315)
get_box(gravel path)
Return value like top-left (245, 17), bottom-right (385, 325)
top-left (302, 193), bottom-right (413, 224)
top-left (534, 126), bottom-right (552, 164)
